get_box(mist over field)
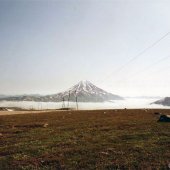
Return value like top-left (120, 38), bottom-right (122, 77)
top-left (0, 98), bottom-right (169, 110)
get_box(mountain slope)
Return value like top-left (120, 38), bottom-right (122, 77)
top-left (153, 97), bottom-right (170, 106)
top-left (0, 95), bottom-right (8, 99)
top-left (0, 80), bottom-right (123, 102)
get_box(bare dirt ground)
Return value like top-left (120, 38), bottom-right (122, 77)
top-left (0, 110), bottom-right (57, 116)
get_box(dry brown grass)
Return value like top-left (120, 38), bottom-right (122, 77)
top-left (0, 109), bottom-right (170, 169)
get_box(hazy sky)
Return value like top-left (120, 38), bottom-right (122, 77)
top-left (1, 0), bottom-right (170, 96)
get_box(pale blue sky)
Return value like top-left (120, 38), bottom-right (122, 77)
top-left (0, 0), bottom-right (170, 96)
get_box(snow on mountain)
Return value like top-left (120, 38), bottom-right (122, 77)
top-left (48, 80), bottom-right (123, 102)
top-left (66, 80), bottom-right (109, 96)
top-left (0, 80), bottom-right (123, 102)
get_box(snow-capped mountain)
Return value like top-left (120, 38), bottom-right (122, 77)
top-left (47, 80), bottom-right (123, 102)
top-left (0, 80), bottom-right (123, 102)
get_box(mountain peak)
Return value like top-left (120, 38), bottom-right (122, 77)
top-left (80, 80), bottom-right (89, 83)
top-left (78, 80), bottom-right (91, 85)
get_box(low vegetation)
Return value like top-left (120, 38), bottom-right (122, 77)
top-left (0, 109), bottom-right (170, 169)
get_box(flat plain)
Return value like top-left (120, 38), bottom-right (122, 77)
top-left (0, 109), bottom-right (170, 169)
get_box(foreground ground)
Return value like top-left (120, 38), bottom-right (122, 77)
top-left (0, 109), bottom-right (170, 169)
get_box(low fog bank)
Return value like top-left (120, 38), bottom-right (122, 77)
top-left (0, 98), bottom-right (170, 110)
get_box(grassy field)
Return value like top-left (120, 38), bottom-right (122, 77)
top-left (0, 109), bottom-right (170, 170)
